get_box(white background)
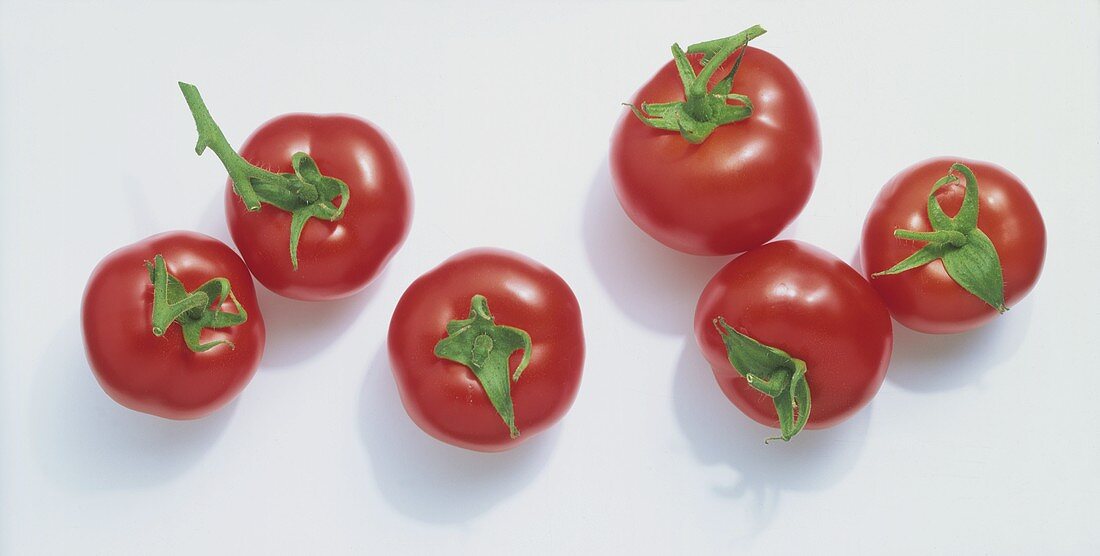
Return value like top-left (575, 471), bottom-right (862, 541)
top-left (2, 1), bottom-right (1097, 554)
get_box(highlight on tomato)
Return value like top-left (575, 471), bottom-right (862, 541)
top-left (694, 241), bottom-right (892, 441)
top-left (387, 249), bottom-right (585, 452)
top-left (82, 231), bottom-right (266, 419)
top-left (610, 25), bottom-right (821, 255)
top-left (179, 82), bottom-right (412, 301)
top-left (861, 158), bottom-right (1046, 334)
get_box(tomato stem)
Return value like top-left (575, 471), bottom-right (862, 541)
top-left (713, 317), bottom-right (811, 441)
top-left (147, 254), bottom-right (248, 352)
top-left (626, 25), bottom-right (766, 144)
top-left (178, 82), bottom-right (350, 270)
top-left (873, 163), bottom-right (1008, 312)
top-left (434, 295), bottom-right (533, 438)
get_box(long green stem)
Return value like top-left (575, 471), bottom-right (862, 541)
top-left (178, 82), bottom-right (351, 270)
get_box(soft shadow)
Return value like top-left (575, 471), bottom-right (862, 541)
top-left (582, 160), bottom-right (730, 336)
top-left (256, 275), bottom-right (382, 369)
top-left (673, 341), bottom-right (869, 533)
top-left (886, 299), bottom-right (1034, 392)
top-left (850, 246), bottom-right (863, 274)
top-left (358, 346), bottom-right (557, 524)
top-left (31, 319), bottom-right (233, 490)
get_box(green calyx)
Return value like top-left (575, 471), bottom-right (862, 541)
top-left (626, 25), bottom-right (766, 144)
top-left (147, 254), bottom-right (248, 353)
top-left (713, 317), bottom-right (810, 442)
top-left (873, 162), bottom-right (1007, 312)
top-left (434, 295), bottom-right (533, 438)
top-left (178, 82), bottom-right (350, 270)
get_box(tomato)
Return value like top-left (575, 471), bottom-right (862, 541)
top-left (388, 249), bottom-right (584, 452)
top-left (860, 158), bottom-right (1046, 334)
top-left (694, 241), bottom-right (892, 439)
top-left (82, 231), bottom-right (265, 419)
top-left (180, 83), bottom-right (412, 301)
top-left (610, 27), bottom-right (820, 255)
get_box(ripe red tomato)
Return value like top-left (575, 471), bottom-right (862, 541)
top-left (860, 158), bottom-right (1046, 334)
top-left (611, 29), bottom-right (820, 255)
top-left (694, 241), bottom-right (892, 439)
top-left (388, 249), bottom-right (584, 452)
top-left (82, 231), bottom-right (265, 419)
top-left (227, 114), bottom-right (412, 300)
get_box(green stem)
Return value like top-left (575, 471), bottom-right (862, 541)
top-left (894, 229), bottom-right (968, 247)
top-left (873, 162), bottom-right (1008, 311)
top-left (713, 317), bottom-right (811, 441)
top-left (434, 295), bottom-right (533, 438)
top-left (178, 82), bottom-right (351, 270)
top-left (687, 26), bottom-right (765, 97)
top-left (146, 254), bottom-right (248, 353)
top-left (627, 25), bottom-right (767, 144)
top-left (179, 83), bottom-right (273, 211)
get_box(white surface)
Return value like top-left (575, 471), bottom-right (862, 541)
top-left (1, 1), bottom-right (1098, 553)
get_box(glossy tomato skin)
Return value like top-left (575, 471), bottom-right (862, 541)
top-left (694, 241), bottom-right (892, 430)
top-left (611, 47), bottom-right (821, 255)
top-left (861, 158), bottom-right (1046, 334)
top-left (227, 114), bottom-right (412, 301)
top-left (388, 249), bottom-right (584, 452)
top-left (82, 232), bottom-right (265, 419)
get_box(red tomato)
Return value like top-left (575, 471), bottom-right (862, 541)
top-left (388, 249), bottom-right (584, 452)
top-left (228, 114), bottom-right (412, 301)
top-left (694, 241), bottom-right (892, 436)
top-left (611, 43), bottom-right (820, 255)
top-left (861, 158), bottom-right (1046, 334)
top-left (82, 232), bottom-right (265, 419)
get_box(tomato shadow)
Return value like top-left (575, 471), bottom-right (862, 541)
top-left (885, 298), bottom-right (1035, 392)
top-left (853, 246), bottom-right (1036, 392)
top-left (672, 341), bottom-right (870, 536)
top-left (254, 274), bottom-right (382, 369)
top-left (581, 160), bottom-right (731, 336)
top-left (30, 318), bottom-right (233, 490)
top-left (357, 346), bottom-right (557, 524)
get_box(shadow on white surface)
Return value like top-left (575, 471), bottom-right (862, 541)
top-left (582, 160), bottom-right (730, 336)
top-left (854, 246), bottom-right (1037, 392)
top-left (358, 347), bottom-right (557, 524)
top-left (255, 275), bottom-right (382, 369)
top-left (31, 319), bottom-right (233, 490)
top-left (672, 341), bottom-right (869, 533)
top-left (886, 299), bottom-right (1034, 392)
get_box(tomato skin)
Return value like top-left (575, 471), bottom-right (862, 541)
top-left (694, 241), bottom-right (892, 430)
top-left (610, 47), bottom-right (821, 255)
top-left (227, 114), bottom-right (412, 301)
top-left (388, 249), bottom-right (584, 452)
top-left (860, 158), bottom-right (1046, 334)
top-left (82, 232), bottom-right (265, 419)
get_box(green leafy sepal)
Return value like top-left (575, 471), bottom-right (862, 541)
top-left (147, 254), bottom-right (248, 353)
top-left (434, 295), bottom-right (533, 438)
top-left (873, 162), bottom-right (1007, 312)
top-left (627, 25), bottom-right (766, 144)
top-left (713, 317), bottom-right (810, 442)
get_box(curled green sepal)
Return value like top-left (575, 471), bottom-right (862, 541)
top-left (178, 82), bottom-right (350, 270)
top-left (146, 254), bottom-right (248, 353)
top-left (434, 295), bottom-right (533, 438)
top-left (626, 25), bottom-right (766, 144)
top-left (873, 163), bottom-right (1007, 312)
top-left (713, 317), bottom-right (810, 442)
